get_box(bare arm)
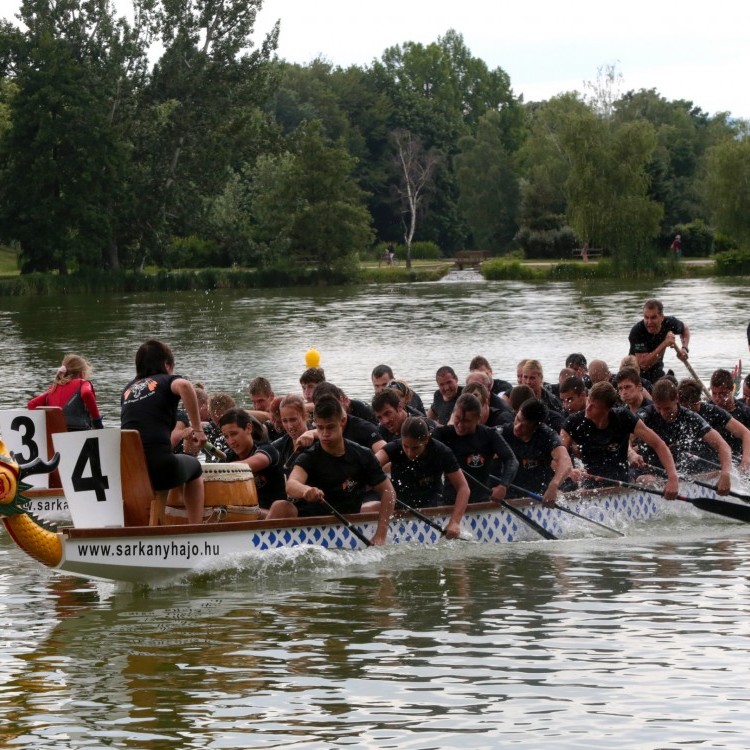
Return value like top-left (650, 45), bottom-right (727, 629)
top-left (724, 418), bottom-right (750, 472)
top-left (238, 449), bottom-right (271, 473)
top-left (171, 378), bottom-right (206, 448)
top-left (286, 464), bottom-right (324, 502)
top-left (702, 429), bottom-right (733, 494)
top-left (560, 428), bottom-right (573, 452)
top-left (679, 324), bottom-right (691, 355)
top-left (443, 469), bottom-right (470, 538)
top-left (543, 445), bottom-right (572, 505)
top-left (490, 432), bottom-right (519, 500)
top-left (371, 438), bottom-right (386, 454)
top-left (370, 478), bottom-right (395, 546)
top-left (635, 334), bottom-right (676, 372)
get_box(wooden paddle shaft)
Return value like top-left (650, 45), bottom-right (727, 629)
top-left (671, 344), bottom-right (712, 401)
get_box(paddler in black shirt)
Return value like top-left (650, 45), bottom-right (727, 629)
top-left (561, 381), bottom-right (679, 497)
top-left (628, 298), bottom-right (690, 383)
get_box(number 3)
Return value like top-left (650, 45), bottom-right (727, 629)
top-left (9, 415), bottom-right (39, 464)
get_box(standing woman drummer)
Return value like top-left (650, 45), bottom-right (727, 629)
top-left (28, 354), bottom-right (104, 430)
top-left (121, 340), bottom-right (205, 524)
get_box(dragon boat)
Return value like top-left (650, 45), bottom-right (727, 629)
top-left (0, 424), bottom-right (729, 585)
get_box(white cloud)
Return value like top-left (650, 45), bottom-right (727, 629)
top-left (0, 0), bottom-right (746, 118)
top-left (255, 0), bottom-right (750, 119)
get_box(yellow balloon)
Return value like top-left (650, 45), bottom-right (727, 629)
top-left (305, 348), bottom-right (321, 368)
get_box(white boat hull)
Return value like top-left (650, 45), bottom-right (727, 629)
top-left (51, 485), bottom-right (677, 583)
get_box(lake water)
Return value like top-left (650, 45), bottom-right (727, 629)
top-left (1, 273), bottom-right (750, 748)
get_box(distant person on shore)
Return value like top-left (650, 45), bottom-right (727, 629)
top-left (28, 354), bottom-right (103, 431)
top-left (670, 234), bottom-right (682, 259)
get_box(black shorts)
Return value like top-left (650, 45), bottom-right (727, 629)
top-left (147, 451), bottom-right (203, 491)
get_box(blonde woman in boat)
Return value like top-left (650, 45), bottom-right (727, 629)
top-left (271, 393), bottom-right (311, 473)
top-left (28, 353), bottom-right (103, 431)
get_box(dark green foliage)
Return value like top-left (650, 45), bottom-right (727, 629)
top-left (665, 220), bottom-right (714, 257)
top-left (514, 226), bottom-right (580, 259)
top-left (0, 9), bottom-right (746, 281)
top-left (166, 236), bottom-right (225, 269)
top-left (481, 256), bottom-right (711, 281)
top-left (714, 250), bottom-right (750, 276)
top-left (284, 122), bottom-right (374, 272)
top-left (455, 110), bottom-right (520, 252)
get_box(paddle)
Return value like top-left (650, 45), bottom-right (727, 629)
top-left (203, 440), bottom-right (227, 461)
top-left (644, 462), bottom-right (750, 505)
top-left (581, 472), bottom-right (750, 524)
top-left (462, 470), bottom-right (558, 540)
top-left (671, 343), bottom-right (711, 401)
top-left (394, 498), bottom-right (468, 540)
top-left (504, 481), bottom-right (624, 537)
top-left (319, 498), bottom-right (372, 547)
top-left (685, 452), bottom-right (721, 470)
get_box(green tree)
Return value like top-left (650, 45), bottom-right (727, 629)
top-left (559, 106), bottom-right (663, 267)
top-left (516, 95), bottom-right (588, 236)
top-left (703, 135), bottom-right (750, 247)
top-left (371, 30), bottom-right (521, 252)
top-left (0, 0), bottom-right (144, 272)
top-left (123, 0), bottom-right (279, 266)
top-left (455, 110), bottom-right (520, 251)
top-left (246, 151), bottom-right (296, 266)
top-left (614, 88), bottom-right (738, 232)
top-left (278, 122), bottom-right (373, 272)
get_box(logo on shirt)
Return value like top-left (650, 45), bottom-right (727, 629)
top-left (341, 479), bottom-right (360, 493)
top-left (465, 454), bottom-right (485, 469)
top-left (123, 378), bottom-right (158, 402)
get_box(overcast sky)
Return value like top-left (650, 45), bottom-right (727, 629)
top-left (253, 0), bottom-right (749, 119)
top-left (1, 0), bottom-right (747, 119)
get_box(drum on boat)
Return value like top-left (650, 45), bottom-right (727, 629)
top-left (166, 462), bottom-right (259, 524)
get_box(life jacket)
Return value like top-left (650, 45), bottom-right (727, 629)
top-left (63, 383), bottom-right (93, 430)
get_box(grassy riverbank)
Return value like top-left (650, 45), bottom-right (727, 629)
top-left (481, 257), bottom-right (718, 281)
top-left (0, 259), bottom-right (454, 296)
top-left (0, 247), bottom-right (736, 296)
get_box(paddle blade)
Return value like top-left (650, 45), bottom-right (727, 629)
top-left (683, 496), bottom-right (750, 523)
top-left (502, 501), bottom-right (558, 540)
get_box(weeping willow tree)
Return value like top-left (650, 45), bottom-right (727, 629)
top-left (558, 103), bottom-right (663, 272)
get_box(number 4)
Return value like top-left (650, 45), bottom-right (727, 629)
top-left (71, 437), bottom-right (110, 502)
